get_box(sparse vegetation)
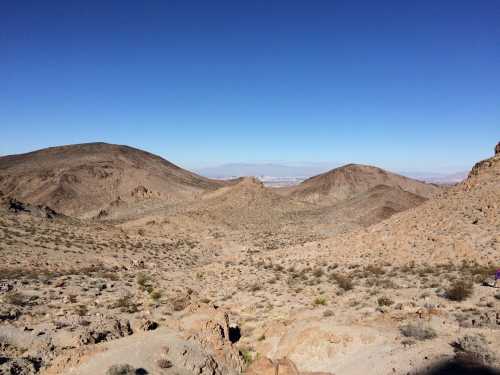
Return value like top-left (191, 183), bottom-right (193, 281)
top-left (106, 364), bottom-right (136, 375)
top-left (313, 297), bottom-right (327, 306)
top-left (113, 293), bottom-right (138, 313)
top-left (377, 296), bottom-right (394, 307)
top-left (1, 141), bottom-right (499, 375)
top-left (136, 272), bottom-right (150, 289)
top-left (445, 279), bottom-right (473, 301)
top-left (4, 291), bottom-right (27, 306)
top-left (323, 309), bottom-right (334, 317)
top-left (400, 322), bottom-right (437, 341)
top-left (453, 334), bottom-right (496, 365)
top-left (150, 289), bottom-right (163, 301)
top-left (248, 283), bottom-right (262, 292)
top-left (156, 358), bottom-right (173, 369)
top-left (240, 348), bottom-right (254, 366)
top-left (331, 273), bottom-right (354, 291)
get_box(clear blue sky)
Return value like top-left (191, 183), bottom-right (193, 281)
top-left (1, 0), bottom-right (499, 172)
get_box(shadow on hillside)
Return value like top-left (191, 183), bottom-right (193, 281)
top-left (417, 359), bottom-right (500, 375)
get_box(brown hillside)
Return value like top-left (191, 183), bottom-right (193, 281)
top-left (0, 142), bottom-right (226, 218)
top-left (283, 145), bottom-right (500, 266)
top-left (281, 163), bottom-right (440, 204)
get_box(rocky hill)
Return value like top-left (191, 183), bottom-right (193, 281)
top-left (281, 163), bottom-right (440, 204)
top-left (278, 142), bottom-right (500, 267)
top-left (0, 143), bottom-right (226, 218)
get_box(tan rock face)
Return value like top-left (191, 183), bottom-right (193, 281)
top-left (245, 357), bottom-right (335, 375)
top-left (180, 304), bottom-right (244, 374)
top-left (495, 141), bottom-right (500, 155)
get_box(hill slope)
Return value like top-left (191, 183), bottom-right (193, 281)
top-left (0, 143), bottom-right (226, 218)
top-left (283, 143), bottom-right (500, 266)
top-left (281, 163), bottom-right (440, 204)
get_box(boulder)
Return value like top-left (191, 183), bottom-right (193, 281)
top-left (76, 318), bottom-right (132, 346)
top-left (0, 305), bottom-right (20, 321)
top-left (0, 282), bottom-right (13, 293)
top-left (183, 305), bottom-right (244, 374)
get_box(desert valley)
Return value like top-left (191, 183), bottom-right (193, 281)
top-left (0, 141), bottom-right (499, 375)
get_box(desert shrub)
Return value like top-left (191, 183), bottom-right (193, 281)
top-left (323, 309), bottom-right (334, 317)
top-left (248, 283), bottom-right (261, 292)
top-left (156, 358), bottom-right (173, 369)
top-left (453, 334), bottom-right (496, 365)
top-left (313, 268), bottom-right (324, 278)
top-left (400, 322), bottom-right (437, 341)
top-left (445, 279), bottom-right (473, 301)
top-left (106, 364), bottom-right (136, 375)
top-left (240, 348), bottom-right (254, 366)
top-left (75, 304), bottom-right (88, 316)
top-left (313, 297), bottom-right (327, 306)
top-left (366, 277), bottom-right (398, 289)
top-left (95, 271), bottom-right (120, 281)
top-left (273, 264), bottom-right (284, 272)
top-left (113, 293), bottom-right (138, 313)
top-left (331, 273), bottom-right (353, 291)
top-left (460, 261), bottom-right (497, 283)
top-left (150, 290), bottom-right (163, 301)
top-left (4, 291), bottom-right (27, 306)
top-left (365, 265), bottom-right (385, 276)
top-left (136, 272), bottom-right (150, 289)
top-left (377, 296), bottom-right (394, 307)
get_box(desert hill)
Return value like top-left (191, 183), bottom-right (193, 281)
top-left (277, 142), bottom-right (500, 267)
top-left (179, 177), bottom-right (313, 230)
top-left (280, 163), bottom-right (440, 204)
top-left (0, 142), bottom-right (227, 218)
top-left (327, 184), bottom-right (427, 228)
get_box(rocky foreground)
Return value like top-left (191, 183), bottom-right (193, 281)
top-left (0, 144), bottom-right (499, 375)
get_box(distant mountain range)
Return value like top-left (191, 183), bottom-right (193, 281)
top-left (195, 162), bottom-right (340, 179)
top-left (196, 163), bottom-right (468, 186)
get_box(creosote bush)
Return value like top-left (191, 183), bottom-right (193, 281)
top-left (453, 334), bottom-right (496, 365)
top-left (377, 296), bottom-right (394, 307)
top-left (400, 322), bottom-right (437, 341)
top-left (156, 358), bottom-right (173, 369)
top-left (331, 273), bottom-right (353, 291)
top-left (106, 364), bottom-right (136, 375)
top-left (445, 279), bottom-right (473, 301)
top-left (150, 289), bottom-right (163, 301)
top-left (4, 291), bottom-right (27, 306)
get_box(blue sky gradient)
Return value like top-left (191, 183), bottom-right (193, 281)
top-left (1, 0), bottom-right (499, 172)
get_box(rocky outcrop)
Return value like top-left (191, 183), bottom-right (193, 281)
top-left (0, 357), bottom-right (39, 375)
top-left (0, 305), bottom-right (20, 322)
top-left (495, 141), bottom-right (500, 155)
top-left (1, 197), bottom-right (60, 219)
top-left (76, 318), bottom-right (132, 346)
top-left (180, 304), bottom-right (244, 374)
